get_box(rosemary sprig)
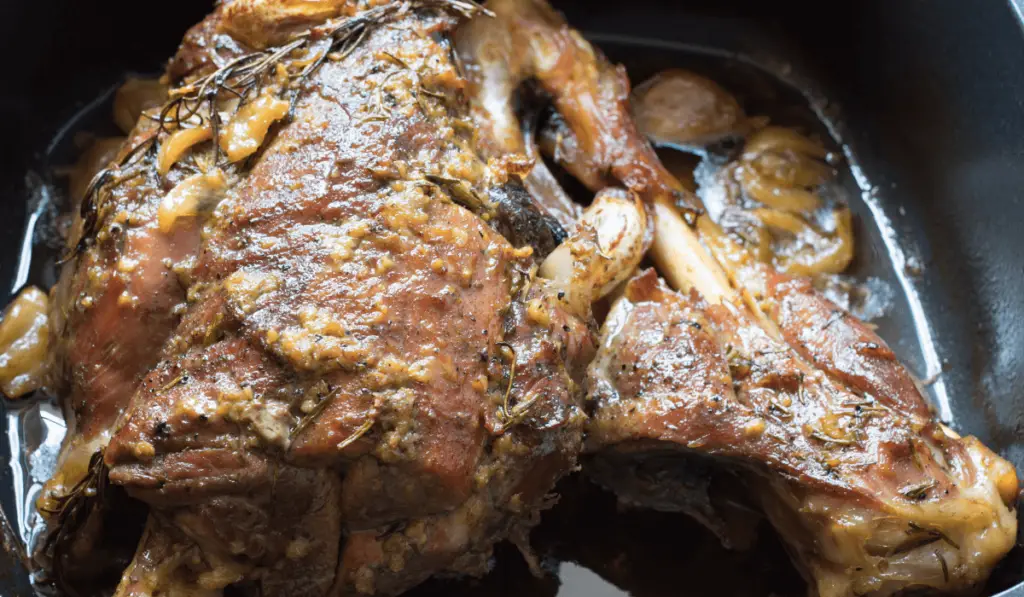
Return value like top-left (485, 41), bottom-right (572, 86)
top-left (492, 342), bottom-right (543, 432)
top-left (39, 451), bottom-right (108, 597)
top-left (809, 430), bottom-right (856, 446)
top-left (337, 416), bottom-right (376, 451)
top-left (496, 342), bottom-right (518, 419)
top-left (902, 479), bottom-right (939, 501)
top-left (908, 521), bottom-right (960, 549)
top-left (291, 386), bottom-right (342, 441)
top-left (936, 550), bottom-right (950, 582)
top-left (64, 0), bottom-right (489, 263)
top-left (425, 174), bottom-right (493, 214)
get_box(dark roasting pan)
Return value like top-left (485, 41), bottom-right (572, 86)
top-left (0, 0), bottom-right (1022, 595)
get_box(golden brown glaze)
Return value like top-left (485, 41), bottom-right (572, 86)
top-left (15, 1), bottom-right (1016, 596)
top-left (483, 0), bottom-right (700, 218)
top-left (39, 2), bottom-right (594, 595)
top-left (39, 94), bottom-right (201, 588)
top-left (763, 272), bottom-right (928, 418)
top-left (447, 2), bottom-right (1019, 595)
top-left (587, 270), bottom-right (1017, 597)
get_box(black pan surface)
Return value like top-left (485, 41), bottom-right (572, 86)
top-left (0, 1), bottom-right (1021, 595)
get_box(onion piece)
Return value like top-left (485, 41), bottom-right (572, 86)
top-left (158, 126), bottom-right (213, 175)
top-left (0, 287), bottom-right (50, 398)
top-left (632, 69), bottom-right (748, 150)
top-left (750, 208), bottom-right (814, 236)
top-left (775, 207), bottom-right (855, 277)
top-left (219, 94), bottom-right (291, 162)
top-left (743, 126), bottom-right (829, 160)
top-left (158, 169), bottom-right (228, 233)
top-left (736, 163), bottom-right (823, 213)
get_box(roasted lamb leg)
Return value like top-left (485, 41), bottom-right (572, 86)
top-left (455, 1), bottom-right (1020, 595)
top-left (40, 1), bottom-right (595, 595)
top-left (587, 269), bottom-right (1018, 596)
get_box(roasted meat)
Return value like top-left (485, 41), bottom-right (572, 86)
top-left (36, 1), bottom-right (594, 595)
top-left (0, 0), bottom-right (1013, 595)
top-left (452, 1), bottom-right (1020, 596)
top-left (587, 270), bottom-right (1018, 596)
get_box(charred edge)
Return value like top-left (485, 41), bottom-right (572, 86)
top-left (425, 174), bottom-right (568, 258)
top-left (64, 0), bottom-right (490, 263)
top-left (488, 179), bottom-right (567, 260)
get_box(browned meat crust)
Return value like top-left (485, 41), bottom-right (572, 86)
top-left (39, 2), bottom-right (594, 595)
